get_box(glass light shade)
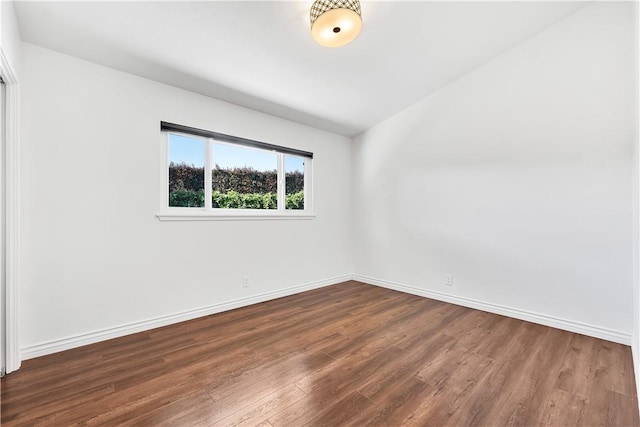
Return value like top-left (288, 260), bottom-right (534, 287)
top-left (310, 0), bottom-right (362, 48)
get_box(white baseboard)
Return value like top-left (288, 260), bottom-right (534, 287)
top-left (353, 274), bottom-right (632, 346)
top-left (21, 273), bottom-right (631, 360)
top-left (21, 275), bottom-right (352, 360)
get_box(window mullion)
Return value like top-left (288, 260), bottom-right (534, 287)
top-left (204, 138), bottom-right (212, 210)
top-left (162, 133), bottom-right (170, 209)
top-left (277, 153), bottom-right (285, 211)
top-left (304, 158), bottom-right (311, 212)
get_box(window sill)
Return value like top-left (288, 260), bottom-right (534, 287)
top-left (156, 211), bottom-right (316, 221)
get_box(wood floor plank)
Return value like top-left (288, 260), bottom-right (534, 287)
top-left (358, 332), bottom-right (456, 401)
top-left (538, 389), bottom-right (589, 426)
top-left (116, 388), bottom-right (216, 427)
top-left (206, 350), bottom-right (332, 402)
top-left (468, 315), bottom-right (528, 360)
top-left (585, 388), bottom-right (640, 427)
top-left (595, 339), bottom-right (638, 397)
top-left (294, 344), bottom-right (405, 395)
top-left (556, 333), bottom-right (600, 398)
top-left (2, 281), bottom-right (637, 426)
top-left (302, 391), bottom-right (373, 427)
top-left (213, 383), bottom-right (307, 427)
top-left (497, 327), bottom-right (573, 426)
top-left (3, 382), bottom-right (116, 426)
top-left (350, 376), bottom-right (433, 426)
top-left (399, 352), bottom-right (495, 426)
top-left (431, 320), bottom-right (550, 426)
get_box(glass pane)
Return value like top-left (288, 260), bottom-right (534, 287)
top-left (285, 155), bottom-right (305, 210)
top-left (211, 142), bottom-right (278, 209)
top-left (168, 134), bottom-right (205, 207)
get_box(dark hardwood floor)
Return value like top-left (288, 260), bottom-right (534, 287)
top-left (2, 281), bottom-right (638, 426)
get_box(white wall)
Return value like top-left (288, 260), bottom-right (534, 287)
top-left (353, 2), bottom-right (635, 341)
top-left (19, 43), bottom-right (352, 355)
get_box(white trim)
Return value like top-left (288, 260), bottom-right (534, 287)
top-left (160, 132), bottom-right (169, 210)
top-left (204, 137), bottom-right (212, 210)
top-left (353, 274), bottom-right (632, 345)
top-left (277, 153), bottom-right (285, 208)
top-left (0, 48), bottom-right (20, 373)
top-left (21, 275), bottom-right (351, 360)
top-left (156, 211), bottom-right (316, 221)
top-left (634, 0), bottom-right (640, 414)
top-left (19, 273), bottom-right (633, 360)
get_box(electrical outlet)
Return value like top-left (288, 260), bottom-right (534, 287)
top-left (242, 276), bottom-right (250, 288)
top-left (444, 274), bottom-right (453, 286)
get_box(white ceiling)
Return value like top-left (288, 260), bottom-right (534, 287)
top-left (14, 1), bottom-right (588, 136)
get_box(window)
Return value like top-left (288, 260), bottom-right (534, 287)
top-left (211, 142), bottom-right (278, 209)
top-left (159, 122), bottom-right (313, 220)
top-left (168, 134), bottom-right (205, 208)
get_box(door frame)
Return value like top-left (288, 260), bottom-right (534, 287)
top-left (1, 46), bottom-right (20, 374)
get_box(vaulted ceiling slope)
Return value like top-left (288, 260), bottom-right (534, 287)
top-left (14, 1), bottom-right (588, 137)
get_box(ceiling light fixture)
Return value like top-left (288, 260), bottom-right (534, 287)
top-left (310, 0), bottom-right (362, 48)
